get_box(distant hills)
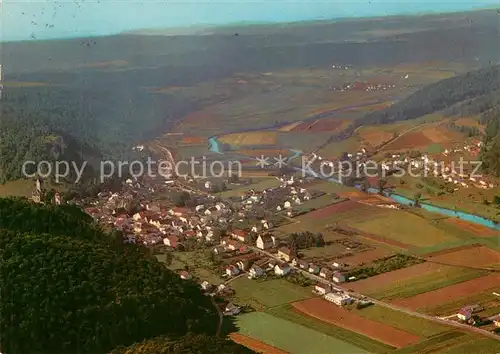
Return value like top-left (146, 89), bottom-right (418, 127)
top-left (361, 65), bottom-right (500, 125)
top-left (1, 10), bottom-right (500, 184)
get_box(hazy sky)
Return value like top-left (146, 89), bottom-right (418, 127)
top-left (2, 0), bottom-right (500, 41)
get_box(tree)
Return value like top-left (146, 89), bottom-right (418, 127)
top-left (413, 192), bottom-right (422, 207)
top-left (109, 334), bottom-right (254, 354)
top-left (378, 178), bottom-right (388, 195)
top-left (0, 198), bottom-right (241, 354)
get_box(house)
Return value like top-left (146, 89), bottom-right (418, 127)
top-left (324, 293), bottom-right (352, 306)
top-left (274, 263), bottom-right (291, 276)
top-left (204, 181), bottom-right (212, 189)
top-left (231, 229), bottom-right (251, 243)
top-left (256, 234), bottom-right (274, 250)
top-left (133, 212), bottom-right (146, 221)
top-left (248, 265), bottom-right (264, 279)
top-left (332, 271), bottom-right (346, 283)
top-left (170, 207), bottom-right (188, 217)
top-left (201, 281), bottom-right (212, 291)
top-left (267, 259), bottom-right (277, 270)
top-left (492, 315), bottom-right (500, 327)
top-left (163, 235), bottom-right (179, 248)
top-left (308, 264), bottom-right (320, 274)
top-left (319, 268), bottom-right (331, 279)
top-left (278, 247), bottom-right (296, 262)
top-left (237, 259), bottom-right (253, 271)
top-left (213, 245), bottom-right (225, 254)
top-left (179, 271), bottom-right (192, 280)
top-left (226, 240), bottom-right (240, 251)
top-left (314, 284), bottom-right (329, 295)
top-left (224, 303), bottom-right (241, 316)
top-left (457, 307), bottom-right (472, 321)
top-left (295, 259), bottom-right (309, 269)
top-left (332, 261), bottom-right (345, 269)
top-left (226, 265), bottom-right (240, 277)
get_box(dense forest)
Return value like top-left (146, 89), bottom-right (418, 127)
top-left (0, 79), bottom-right (192, 183)
top-left (360, 65), bottom-right (500, 126)
top-left (0, 198), bottom-right (253, 354)
top-left (109, 334), bottom-right (253, 354)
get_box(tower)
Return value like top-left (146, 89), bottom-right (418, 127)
top-left (31, 178), bottom-right (44, 203)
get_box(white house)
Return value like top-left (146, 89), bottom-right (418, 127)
top-left (324, 293), bottom-right (352, 306)
top-left (284, 201), bottom-right (292, 209)
top-left (213, 245), bottom-right (225, 255)
top-left (278, 247), bottom-right (296, 262)
top-left (332, 271), bottom-right (346, 283)
top-left (256, 234), bottom-right (274, 250)
top-left (201, 281), bottom-right (212, 291)
top-left (248, 265), bottom-right (264, 279)
top-left (204, 181), bottom-right (212, 189)
top-left (274, 263), bottom-right (291, 276)
top-left (457, 307), bottom-right (472, 321)
top-left (314, 284), bottom-right (329, 295)
top-left (308, 264), bottom-right (320, 274)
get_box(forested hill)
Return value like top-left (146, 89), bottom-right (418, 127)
top-left (360, 65), bottom-right (500, 125)
top-left (0, 198), bottom-right (254, 354)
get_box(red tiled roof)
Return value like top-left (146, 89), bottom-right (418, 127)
top-left (232, 229), bottom-right (247, 237)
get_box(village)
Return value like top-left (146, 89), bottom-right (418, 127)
top-left (79, 171), bottom-right (372, 316)
top-left (64, 161), bottom-right (500, 339)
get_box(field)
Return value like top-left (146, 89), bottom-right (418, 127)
top-left (219, 131), bottom-right (277, 146)
top-left (292, 298), bottom-right (421, 348)
top-left (351, 209), bottom-right (459, 248)
top-left (425, 289), bottom-right (500, 317)
top-left (348, 262), bottom-right (449, 293)
top-left (426, 244), bottom-right (500, 269)
top-left (230, 278), bottom-right (313, 309)
top-left (0, 179), bottom-right (34, 197)
top-left (267, 304), bottom-right (394, 353)
top-left (392, 274), bottom-right (500, 311)
top-left (316, 136), bottom-right (362, 158)
top-left (333, 248), bottom-right (393, 267)
top-left (439, 337), bottom-right (500, 354)
top-left (357, 128), bottom-right (394, 147)
top-left (290, 118), bottom-right (351, 133)
top-left (237, 148), bottom-right (291, 158)
top-left (234, 312), bottom-right (371, 354)
top-left (293, 194), bottom-right (346, 213)
top-left (228, 333), bottom-right (288, 354)
top-left (354, 305), bottom-right (450, 338)
top-left (445, 218), bottom-right (499, 237)
top-left (353, 264), bottom-right (487, 300)
top-left (180, 136), bottom-right (206, 145)
top-left (304, 199), bottom-right (364, 218)
top-left (163, 252), bottom-right (225, 285)
top-left (381, 131), bottom-right (434, 151)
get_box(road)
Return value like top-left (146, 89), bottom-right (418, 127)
top-left (247, 245), bottom-right (500, 341)
top-left (210, 296), bottom-right (223, 338)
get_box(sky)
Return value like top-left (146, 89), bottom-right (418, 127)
top-left (2, 0), bottom-right (500, 42)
